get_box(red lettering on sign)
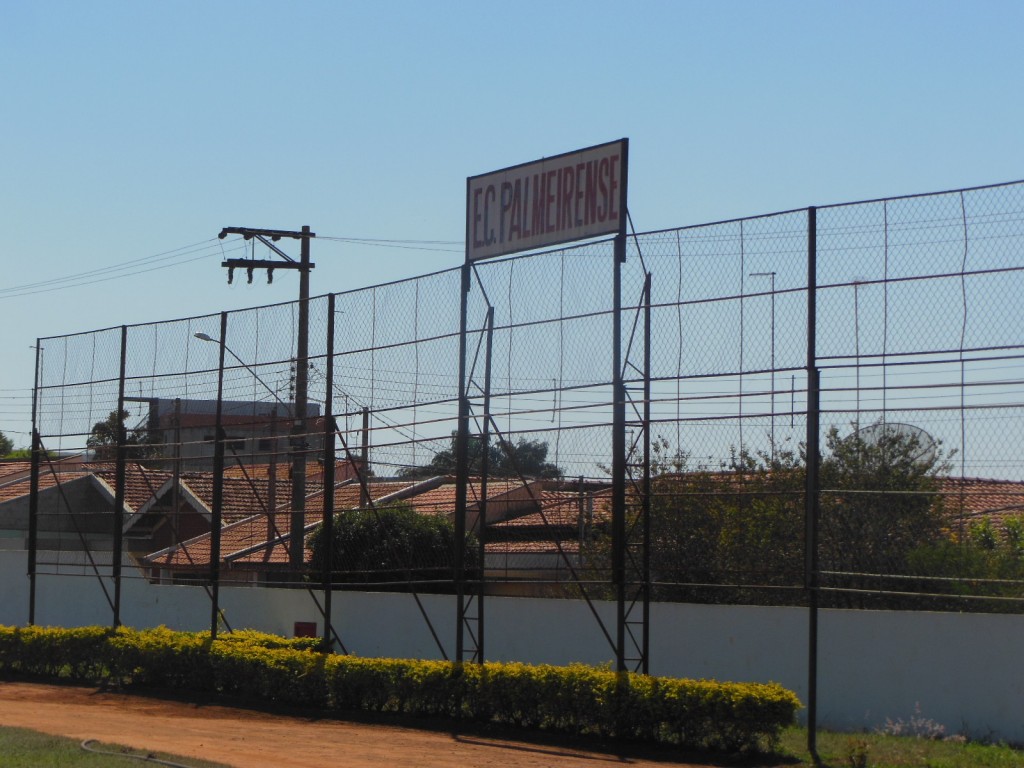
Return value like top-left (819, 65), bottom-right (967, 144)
top-left (500, 182), bottom-right (514, 244)
top-left (531, 173), bottom-right (545, 239)
top-left (597, 158), bottom-right (609, 222)
top-left (484, 185), bottom-right (497, 246)
top-left (574, 162), bottom-right (586, 227)
top-left (608, 154), bottom-right (620, 221)
top-left (472, 188), bottom-right (484, 248)
top-left (467, 140), bottom-right (626, 261)
top-left (508, 180), bottom-right (521, 241)
top-left (560, 166), bottom-right (574, 231)
top-left (584, 160), bottom-right (597, 225)
top-left (545, 170), bottom-right (558, 233)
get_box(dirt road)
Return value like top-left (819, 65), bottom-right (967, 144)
top-left (0, 682), bottom-right (714, 768)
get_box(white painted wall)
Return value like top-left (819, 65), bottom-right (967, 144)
top-left (2, 551), bottom-right (1020, 743)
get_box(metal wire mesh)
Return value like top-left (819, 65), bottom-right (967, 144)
top-left (20, 180), bottom-right (1024, 632)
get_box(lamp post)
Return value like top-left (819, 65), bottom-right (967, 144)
top-left (853, 279), bottom-right (863, 430)
top-left (750, 271), bottom-right (776, 458)
top-left (194, 333), bottom-right (288, 413)
top-left (193, 331), bottom-right (305, 570)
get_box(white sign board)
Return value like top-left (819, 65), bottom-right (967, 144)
top-left (466, 139), bottom-right (628, 262)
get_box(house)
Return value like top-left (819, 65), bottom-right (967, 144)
top-left (143, 477), bottom-right (423, 584)
top-left (144, 398), bottom-right (323, 471)
top-left (9, 450), bottom-right (1024, 593)
top-left (0, 458), bottom-right (347, 572)
top-left (485, 487), bottom-right (611, 588)
top-left (141, 475), bottom-right (613, 588)
top-left (932, 477), bottom-right (1024, 541)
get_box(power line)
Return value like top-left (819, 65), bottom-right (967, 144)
top-left (0, 240), bottom-right (241, 301)
top-left (0, 239), bottom-right (224, 294)
top-left (319, 235), bottom-right (462, 245)
top-left (0, 233), bottom-right (467, 302)
top-left (317, 235), bottom-right (463, 254)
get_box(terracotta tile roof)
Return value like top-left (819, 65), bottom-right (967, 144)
top-left (0, 465), bottom-right (175, 528)
top-left (488, 489), bottom-right (611, 529)
top-left (485, 539), bottom-right (582, 555)
top-left (144, 510), bottom-right (295, 570)
top-left (936, 477), bottom-right (1024, 529)
top-left (222, 459), bottom-right (365, 485)
top-left (403, 482), bottom-right (486, 516)
top-left (145, 478), bottom-right (601, 571)
top-left (144, 480), bottom-right (422, 570)
top-left (222, 464), bottom-right (290, 479)
top-left (0, 469), bottom-right (92, 503)
top-left (177, 473), bottom-right (299, 524)
top-left (226, 480), bottom-right (431, 567)
top-left (219, 481), bottom-right (469, 569)
top-left (0, 462), bottom-right (301, 531)
top-left (222, 462), bottom-right (327, 480)
top-left (128, 475), bottom-right (1024, 573)
top-left (482, 491), bottom-right (610, 559)
top-left (0, 454), bottom-right (98, 486)
top-left (0, 461), bottom-right (32, 481)
top-left (91, 465), bottom-right (173, 513)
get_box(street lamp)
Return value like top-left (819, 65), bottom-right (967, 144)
top-left (193, 332), bottom-right (288, 413)
top-left (192, 330), bottom-right (306, 571)
top-left (852, 278), bottom-right (866, 430)
top-left (750, 271), bottom-right (776, 458)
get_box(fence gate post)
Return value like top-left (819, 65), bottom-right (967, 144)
top-left (322, 293), bottom-right (337, 650)
top-left (454, 262), bottom-right (472, 662)
top-left (28, 340), bottom-right (42, 625)
top-left (210, 311), bottom-right (228, 639)
top-left (112, 325), bottom-right (128, 628)
top-left (612, 233), bottom-right (627, 672)
top-left (805, 206), bottom-right (821, 755)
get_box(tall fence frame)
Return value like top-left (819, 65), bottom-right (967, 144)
top-left (22, 179), bottom-right (1024, 741)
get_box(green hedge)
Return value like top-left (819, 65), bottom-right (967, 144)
top-left (0, 625), bottom-right (800, 753)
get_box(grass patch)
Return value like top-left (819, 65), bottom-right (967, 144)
top-left (0, 726), bottom-right (229, 768)
top-left (774, 726), bottom-right (1024, 768)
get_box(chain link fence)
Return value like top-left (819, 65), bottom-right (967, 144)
top-left (20, 180), bottom-right (1024, 652)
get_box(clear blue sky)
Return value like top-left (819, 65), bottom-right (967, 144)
top-left (1, 0), bottom-right (1022, 447)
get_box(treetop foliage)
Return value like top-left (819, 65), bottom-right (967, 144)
top-left (86, 409), bottom-right (154, 460)
top-left (585, 421), bottom-right (993, 609)
top-left (0, 431), bottom-right (13, 457)
top-left (399, 434), bottom-right (562, 480)
top-left (308, 501), bottom-right (479, 589)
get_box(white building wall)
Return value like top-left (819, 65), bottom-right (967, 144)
top-left (2, 551), bottom-right (1020, 742)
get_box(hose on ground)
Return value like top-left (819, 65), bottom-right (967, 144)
top-left (80, 738), bottom-right (204, 768)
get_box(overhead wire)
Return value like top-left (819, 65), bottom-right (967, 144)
top-left (0, 241), bottom-right (243, 301)
top-left (0, 239), bottom-right (224, 295)
top-left (0, 232), bottom-right (470, 302)
top-left (317, 235), bottom-right (463, 254)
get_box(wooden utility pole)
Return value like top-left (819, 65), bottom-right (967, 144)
top-left (218, 225), bottom-right (316, 572)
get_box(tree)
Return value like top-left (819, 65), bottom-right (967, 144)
top-left (580, 438), bottom-right (805, 604)
top-left (399, 434), bottom-right (562, 480)
top-left (86, 409), bottom-right (153, 461)
top-left (585, 422), bottom-right (953, 608)
top-left (308, 501), bottom-right (480, 591)
top-left (635, 440), bottom-right (805, 604)
top-left (817, 424), bottom-right (951, 607)
top-left (0, 431), bottom-right (13, 457)
top-left (907, 514), bottom-right (1024, 611)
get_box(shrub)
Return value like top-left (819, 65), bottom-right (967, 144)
top-left (0, 624), bottom-right (800, 753)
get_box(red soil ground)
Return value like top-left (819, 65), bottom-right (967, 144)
top-left (0, 682), bottom-right (719, 768)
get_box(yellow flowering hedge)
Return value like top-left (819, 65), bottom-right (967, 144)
top-left (0, 625), bottom-right (800, 753)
